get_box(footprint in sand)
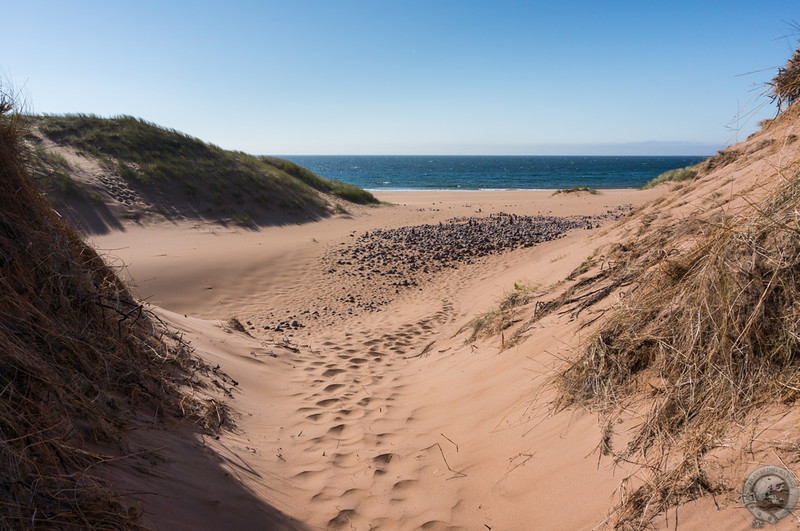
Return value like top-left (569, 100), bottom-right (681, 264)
top-left (292, 469), bottom-right (325, 483)
top-left (419, 520), bottom-right (457, 530)
top-left (336, 409), bottom-right (366, 420)
top-left (328, 452), bottom-right (352, 466)
top-left (372, 452), bottom-right (396, 465)
top-left (327, 509), bottom-right (357, 528)
top-left (363, 432), bottom-right (392, 446)
top-left (311, 491), bottom-right (335, 502)
top-left (389, 479), bottom-right (418, 502)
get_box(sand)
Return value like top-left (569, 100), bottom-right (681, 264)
top-left (87, 188), bottom-right (768, 529)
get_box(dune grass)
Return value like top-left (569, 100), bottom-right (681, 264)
top-left (641, 164), bottom-right (699, 189)
top-left (262, 156), bottom-right (379, 205)
top-left (34, 114), bottom-right (378, 223)
top-left (772, 46), bottom-right (800, 109)
top-left (555, 162), bottom-right (800, 527)
top-left (462, 282), bottom-right (540, 344)
top-left (2, 93), bottom-right (227, 529)
top-left (552, 185), bottom-right (598, 195)
top-left (541, 48), bottom-right (800, 526)
top-left (24, 138), bottom-right (88, 202)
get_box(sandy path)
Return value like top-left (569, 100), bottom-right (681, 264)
top-left (82, 109), bottom-right (800, 530)
top-left (92, 189), bottom-right (671, 529)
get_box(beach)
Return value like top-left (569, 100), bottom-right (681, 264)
top-left (80, 125), bottom-right (800, 528)
top-left (91, 189), bottom-right (650, 321)
top-left (90, 188), bottom-right (668, 529)
top-left (83, 136), bottom-right (800, 529)
top-left (7, 5), bottom-right (800, 528)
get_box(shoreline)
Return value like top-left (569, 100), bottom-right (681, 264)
top-left (371, 188), bottom-right (658, 215)
top-left (364, 186), bottom-right (642, 192)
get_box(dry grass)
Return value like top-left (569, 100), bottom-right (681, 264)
top-left (772, 47), bottom-right (800, 110)
top-left (547, 50), bottom-right (800, 524)
top-left (0, 90), bottom-right (223, 528)
top-left (554, 159), bottom-right (800, 527)
top-left (700, 147), bottom-right (741, 173)
top-left (460, 282), bottom-right (539, 345)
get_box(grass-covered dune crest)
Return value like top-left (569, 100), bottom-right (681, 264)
top-left (26, 114), bottom-right (378, 233)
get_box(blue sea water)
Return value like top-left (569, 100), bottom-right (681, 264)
top-left (282, 155), bottom-right (707, 191)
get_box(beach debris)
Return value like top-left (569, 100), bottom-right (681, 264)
top-left (252, 208), bottom-right (632, 332)
top-left (322, 209), bottom-right (630, 312)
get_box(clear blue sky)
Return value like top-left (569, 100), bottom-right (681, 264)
top-left (3, 1), bottom-right (797, 155)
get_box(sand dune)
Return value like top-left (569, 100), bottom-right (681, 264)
top-left (81, 105), bottom-right (800, 530)
top-left (90, 189), bottom-right (669, 529)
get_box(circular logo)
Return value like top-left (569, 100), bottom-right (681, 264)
top-left (741, 465), bottom-right (798, 527)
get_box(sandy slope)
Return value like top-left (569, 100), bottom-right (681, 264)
top-left (89, 125), bottom-right (800, 531)
top-left (91, 189), bottom-right (667, 529)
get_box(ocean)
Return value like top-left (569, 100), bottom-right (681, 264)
top-left (282, 155), bottom-right (708, 191)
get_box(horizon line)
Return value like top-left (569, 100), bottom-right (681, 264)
top-left (274, 153), bottom-right (716, 157)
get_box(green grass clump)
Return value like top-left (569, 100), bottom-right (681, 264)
top-left (116, 159), bottom-right (140, 182)
top-left (641, 164), bottom-right (699, 189)
top-left (501, 282), bottom-right (539, 310)
top-left (262, 156), bottom-right (379, 205)
top-left (333, 203), bottom-right (352, 216)
top-left (553, 186), bottom-right (598, 195)
top-left (24, 141), bottom-right (87, 201)
top-left (461, 281), bottom-right (540, 344)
